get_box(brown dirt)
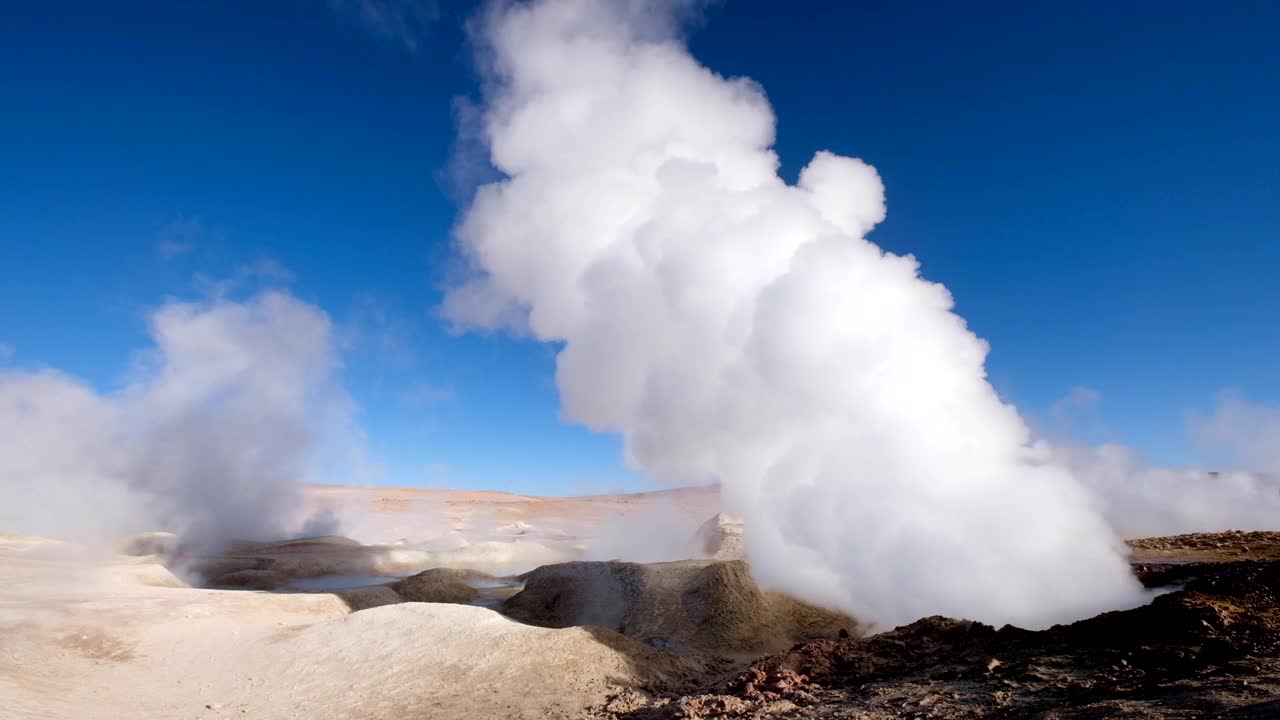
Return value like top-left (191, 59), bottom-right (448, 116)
top-left (334, 585), bottom-right (406, 611)
top-left (13, 487), bottom-right (1280, 720)
top-left (208, 568), bottom-right (291, 590)
top-left (54, 628), bottom-right (138, 663)
top-left (394, 568), bottom-right (491, 603)
top-left (1128, 530), bottom-right (1280, 562)
top-left (504, 560), bottom-right (855, 657)
top-left (613, 532), bottom-right (1280, 719)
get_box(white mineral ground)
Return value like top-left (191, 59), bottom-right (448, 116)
top-left (0, 484), bottom-right (722, 720)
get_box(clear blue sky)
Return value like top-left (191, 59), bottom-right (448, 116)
top-left (2, 1), bottom-right (1277, 493)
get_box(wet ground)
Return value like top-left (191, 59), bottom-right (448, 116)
top-left (263, 571), bottom-right (523, 609)
top-left (285, 574), bottom-right (404, 591)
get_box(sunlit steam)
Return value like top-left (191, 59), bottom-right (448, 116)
top-left (447, 0), bottom-right (1147, 629)
top-left (0, 290), bottom-right (350, 553)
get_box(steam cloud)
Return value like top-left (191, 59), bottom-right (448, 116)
top-left (4, 0), bottom-right (1271, 632)
top-left (1055, 391), bottom-right (1280, 539)
top-left (0, 290), bottom-right (349, 552)
top-left (446, 0), bottom-right (1150, 629)
top-left (1060, 444), bottom-right (1280, 539)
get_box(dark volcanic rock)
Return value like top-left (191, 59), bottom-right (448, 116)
top-left (394, 568), bottom-right (490, 604)
top-left (615, 560), bottom-right (1280, 719)
top-left (504, 560), bottom-right (854, 656)
top-left (207, 568), bottom-right (291, 590)
top-left (334, 585), bottom-right (405, 611)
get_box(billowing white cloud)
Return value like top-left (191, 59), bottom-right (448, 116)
top-left (1052, 442), bottom-right (1280, 539)
top-left (1037, 388), bottom-right (1280, 539)
top-left (446, 0), bottom-right (1147, 630)
top-left (0, 290), bottom-right (358, 552)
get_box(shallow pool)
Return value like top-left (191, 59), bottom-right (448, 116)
top-left (285, 574), bottom-right (403, 591)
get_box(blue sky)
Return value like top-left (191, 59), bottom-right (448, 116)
top-left (2, 1), bottom-right (1277, 493)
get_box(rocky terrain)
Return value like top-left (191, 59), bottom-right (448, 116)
top-left (610, 532), bottom-right (1280, 719)
top-left (505, 559), bottom-right (854, 657)
top-left (5, 482), bottom-right (1280, 720)
top-left (0, 485), bottom-right (730, 720)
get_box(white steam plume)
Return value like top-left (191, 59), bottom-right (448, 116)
top-left (0, 290), bottom-right (353, 552)
top-left (446, 0), bottom-right (1147, 630)
top-left (1049, 390), bottom-right (1280, 538)
top-left (1192, 392), bottom-right (1280, 475)
top-left (1058, 443), bottom-right (1280, 539)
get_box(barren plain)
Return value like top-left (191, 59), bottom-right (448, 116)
top-left (4, 484), bottom-right (1279, 720)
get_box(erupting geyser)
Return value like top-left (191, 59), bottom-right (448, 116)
top-left (0, 291), bottom-right (349, 553)
top-left (445, 0), bottom-right (1148, 629)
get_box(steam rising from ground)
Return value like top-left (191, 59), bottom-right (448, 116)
top-left (582, 501), bottom-right (706, 563)
top-left (446, 0), bottom-right (1149, 629)
top-left (1061, 444), bottom-right (1280, 539)
top-left (0, 290), bottom-right (348, 552)
top-left (1193, 393), bottom-right (1280, 475)
top-left (1056, 392), bottom-right (1280, 539)
top-left (3, 0), bottom-right (1273, 633)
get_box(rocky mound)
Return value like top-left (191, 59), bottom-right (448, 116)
top-left (334, 585), bottom-right (405, 611)
top-left (503, 560), bottom-right (854, 656)
top-left (172, 535), bottom-right (376, 583)
top-left (229, 535), bottom-right (365, 552)
top-left (395, 568), bottom-right (491, 603)
top-left (621, 560), bottom-right (1280, 719)
top-left (176, 534), bottom-right (567, 587)
top-left (695, 514), bottom-right (744, 561)
top-left (119, 531), bottom-right (178, 557)
top-left (208, 568), bottom-right (291, 590)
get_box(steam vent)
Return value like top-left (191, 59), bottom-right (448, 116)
top-left (5, 0), bottom-right (1279, 718)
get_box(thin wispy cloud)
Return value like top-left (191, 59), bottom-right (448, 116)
top-left (193, 258), bottom-right (296, 299)
top-left (157, 240), bottom-right (193, 259)
top-left (156, 215), bottom-right (209, 259)
top-left (1191, 391), bottom-right (1280, 473)
top-left (327, 0), bottom-right (441, 54)
top-left (0, 343), bottom-right (12, 361)
top-left (1051, 386), bottom-right (1102, 417)
top-left (1046, 385), bottom-right (1112, 443)
top-left (340, 293), bottom-right (417, 367)
top-left (400, 380), bottom-right (455, 408)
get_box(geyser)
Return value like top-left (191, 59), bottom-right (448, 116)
top-left (446, 0), bottom-right (1148, 629)
top-left (0, 290), bottom-right (349, 552)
